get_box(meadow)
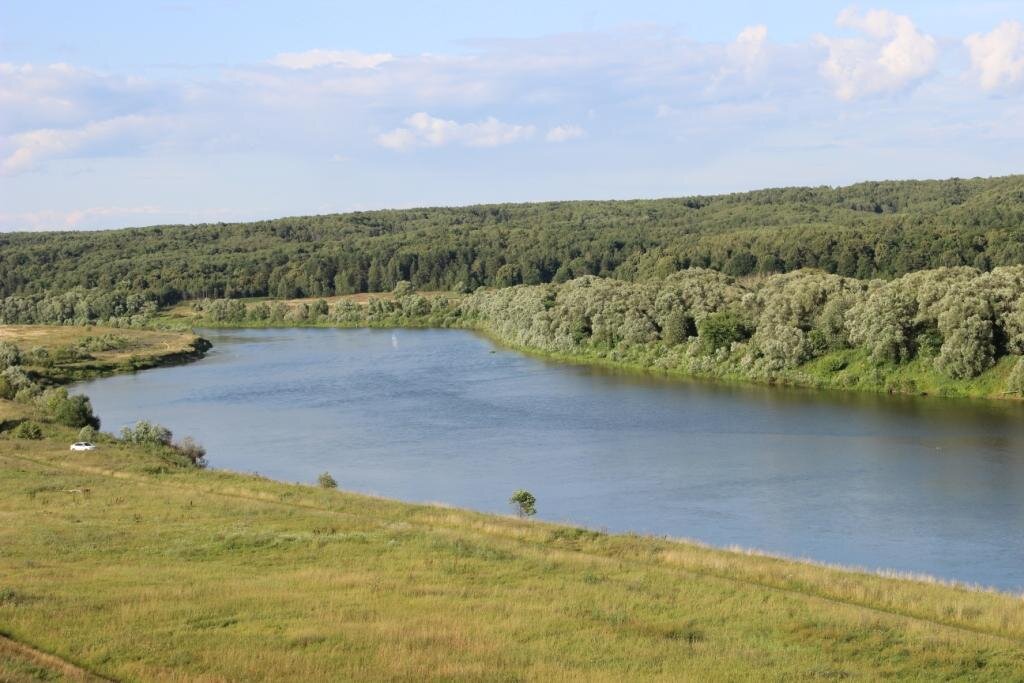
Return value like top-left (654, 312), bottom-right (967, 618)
top-left (4, 423), bottom-right (1024, 681)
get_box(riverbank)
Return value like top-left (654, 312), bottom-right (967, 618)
top-left (4, 421), bottom-right (1024, 679)
top-left (0, 325), bottom-right (211, 383)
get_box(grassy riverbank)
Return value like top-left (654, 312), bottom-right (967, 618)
top-left (0, 325), bottom-right (210, 383)
top-left (4, 421), bottom-right (1024, 680)
top-left (5, 324), bottom-right (1024, 678)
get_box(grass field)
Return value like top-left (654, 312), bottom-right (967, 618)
top-left (3, 419), bottom-right (1024, 680)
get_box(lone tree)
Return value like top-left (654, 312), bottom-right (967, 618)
top-left (317, 472), bottom-right (338, 489)
top-left (509, 489), bottom-right (537, 518)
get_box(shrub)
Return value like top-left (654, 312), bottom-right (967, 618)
top-left (697, 311), bottom-right (751, 353)
top-left (1, 366), bottom-right (33, 390)
top-left (12, 421), bottom-right (43, 440)
top-left (509, 489), bottom-right (537, 518)
top-left (393, 280), bottom-right (415, 297)
top-left (0, 375), bottom-right (13, 400)
top-left (173, 436), bottom-right (207, 468)
top-left (250, 302), bottom-right (271, 321)
top-left (37, 388), bottom-right (100, 429)
top-left (317, 472), bottom-right (338, 489)
top-left (77, 334), bottom-right (131, 352)
top-left (311, 299), bottom-right (329, 318)
top-left (78, 425), bottom-right (97, 442)
top-left (26, 346), bottom-right (52, 367)
top-left (14, 387), bottom-right (40, 403)
top-left (120, 420), bottom-right (172, 446)
top-left (0, 341), bottom-right (21, 369)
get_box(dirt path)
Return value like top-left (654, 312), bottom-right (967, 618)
top-left (0, 633), bottom-right (111, 682)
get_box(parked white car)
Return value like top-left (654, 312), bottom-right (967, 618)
top-left (69, 442), bottom-right (96, 452)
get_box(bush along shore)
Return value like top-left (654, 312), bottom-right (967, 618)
top-left (181, 265), bottom-right (1024, 401)
top-left (0, 326), bottom-right (212, 471)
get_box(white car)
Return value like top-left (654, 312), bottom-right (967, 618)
top-left (69, 442), bottom-right (96, 452)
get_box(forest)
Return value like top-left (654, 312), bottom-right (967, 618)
top-left (4, 174), bottom-right (1024, 398)
top-left (1, 175), bottom-right (1023, 303)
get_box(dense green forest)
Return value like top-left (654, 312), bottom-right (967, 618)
top-left (2, 175), bottom-right (1024, 304)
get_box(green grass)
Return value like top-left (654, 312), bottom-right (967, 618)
top-left (3, 420), bottom-right (1024, 680)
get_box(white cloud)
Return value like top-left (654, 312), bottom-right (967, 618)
top-left (545, 124), bottom-right (585, 142)
top-left (377, 112), bottom-right (535, 150)
top-left (0, 62), bottom-right (170, 134)
top-left (1, 115), bottom-right (165, 174)
top-left (0, 205), bottom-right (164, 231)
top-left (728, 25), bottom-right (769, 76)
top-left (817, 8), bottom-right (938, 100)
top-left (965, 21), bottom-right (1024, 91)
top-left (269, 49), bottom-right (394, 70)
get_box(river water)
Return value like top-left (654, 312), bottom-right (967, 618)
top-left (73, 327), bottom-right (1024, 590)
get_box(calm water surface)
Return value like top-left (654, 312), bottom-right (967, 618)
top-left (74, 328), bottom-right (1024, 590)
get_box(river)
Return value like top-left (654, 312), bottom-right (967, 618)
top-left (73, 327), bottom-right (1024, 590)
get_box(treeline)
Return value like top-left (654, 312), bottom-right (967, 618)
top-left (2, 176), bottom-right (1023, 301)
top-left (190, 287), bottom-right (458, 329)
top-left (0, 288), bottom-right (158, 326)
top-left (188, 265), bottom-right (1024, 396)
top-left (459, 267), bottom-right (1024, 394)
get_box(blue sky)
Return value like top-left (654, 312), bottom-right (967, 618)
top-left (1, 1), bottom-right (1023, 230)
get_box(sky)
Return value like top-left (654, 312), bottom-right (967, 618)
top-left (1, 1), bottom-right (1023, 231)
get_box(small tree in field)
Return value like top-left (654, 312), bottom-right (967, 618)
top-left (317, 472), bottom-right (338, 489)
top-left (509, 489), bottom-right (537, 518)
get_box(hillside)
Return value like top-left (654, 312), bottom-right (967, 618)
top-left (1, 175), bottom-right (1023, 303)
top-left (3, 420), bottom-right (1024, 680)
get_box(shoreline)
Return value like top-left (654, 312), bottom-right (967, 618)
top-left (76, 324), bottom-right (1024, 593)
top-left (181, 316), bottom-right (1024, 405)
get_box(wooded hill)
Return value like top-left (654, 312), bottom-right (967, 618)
top-left (2, 175), bottom-right (1023, 302)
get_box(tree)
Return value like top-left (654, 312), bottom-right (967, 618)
top-left (509, 489), bottom-right (537, 518)
top-left (120, 420), bottom-right (172, 446)
top-left (697, 311), bottom-right (751, 353)
top-left (317, 472), bottom-right (338, 489)
top-left (36, 388), bottom-right (99, 429)
top-left (661, 309), bottom-right (693, 346)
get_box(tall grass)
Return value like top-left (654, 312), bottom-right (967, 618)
top-left (2, 426), bottom-right (1024, 680)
